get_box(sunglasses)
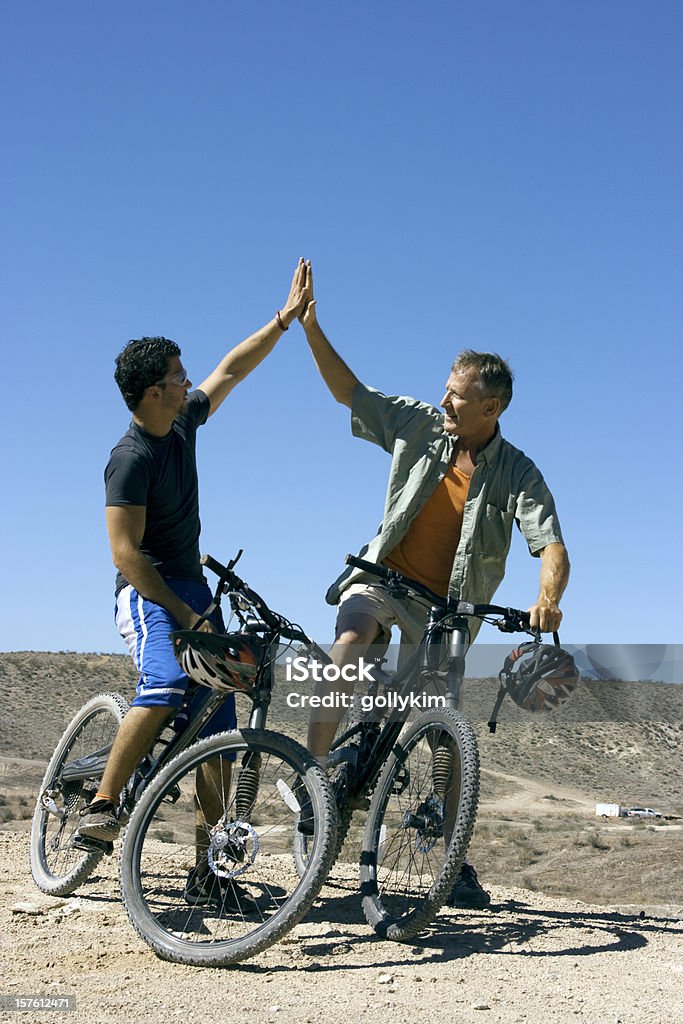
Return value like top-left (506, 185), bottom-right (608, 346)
top-left (154, 369), bottom-right (189, 387)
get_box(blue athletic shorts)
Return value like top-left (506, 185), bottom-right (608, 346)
top-left (114, 578), bottom-right (237, 738)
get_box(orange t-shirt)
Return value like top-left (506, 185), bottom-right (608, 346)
top-left (384, 465), bottom-right (470, 597)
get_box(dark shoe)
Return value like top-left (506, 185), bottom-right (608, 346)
top-left (74, 799), bottom-right (121, 843)
top-left (446, 862), bottom-right (491, 909)
top-left (184, 865), bottom-right (258, 914)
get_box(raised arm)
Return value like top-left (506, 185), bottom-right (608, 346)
top-left (300, 262), bottom-right (359, 408)
top-left (105, 506), bottom-right (213, 632)
top-left (528, 541), bottom-right (570, 632)
top-left (197, 259), bottom-right (309, 416)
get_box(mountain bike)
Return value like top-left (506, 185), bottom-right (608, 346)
top-left (30, 552), bottom-right (338, 967)
top-left (293, 554), bottom-right (535, 941)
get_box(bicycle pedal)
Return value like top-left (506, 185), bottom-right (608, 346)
top-left (71, 835), bottom-right (114, 855)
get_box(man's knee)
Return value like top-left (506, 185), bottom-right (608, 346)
top-left (334, 613), bottom-right (382, 651)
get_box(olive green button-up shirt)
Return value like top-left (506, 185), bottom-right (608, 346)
top-left (326, 384), bottom-right (564, 640)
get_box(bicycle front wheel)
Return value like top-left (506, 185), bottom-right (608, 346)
top-left (360, 708), bottom-right (479, 941)
top-left (120, 728), bottom-right (337, 967)
top-left (30, 692), bottom-right (129, 896)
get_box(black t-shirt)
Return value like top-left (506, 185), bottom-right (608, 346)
top-left (104, 390), bottom-right (210, 593)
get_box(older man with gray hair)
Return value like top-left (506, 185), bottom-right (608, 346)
top-left (298, 261), bottom-right (570, 909)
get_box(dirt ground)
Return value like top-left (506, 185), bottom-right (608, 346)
top-left (3, 821), bottom-right (681, 1024)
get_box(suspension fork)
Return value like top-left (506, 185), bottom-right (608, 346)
top-left (424, 610), bottom-right (469, 711)
top-left (417, 612), bottom-right (469, 838)
top-left (235, 656), bottom-right (276, 819)
top-left (444, 618), bottom-right (469, 711)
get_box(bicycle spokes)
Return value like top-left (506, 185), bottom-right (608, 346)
top-left (121, 730), bottom-right (337, 965)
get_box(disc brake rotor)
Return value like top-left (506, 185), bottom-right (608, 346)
top-left (207, 819), bottom-right (259, 880)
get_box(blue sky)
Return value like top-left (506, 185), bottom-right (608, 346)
top-left (1, 1), bottom-right (681, 653)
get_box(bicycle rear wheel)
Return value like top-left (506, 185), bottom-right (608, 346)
top-left (360, 707), bottom-right (479, 941)
top-left (30, 692), bottom-right (129, 896)
top-left (120, 728), bottom-right (337, 966)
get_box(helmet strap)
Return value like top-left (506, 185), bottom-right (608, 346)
top-left (488, 686), bottom-right (507, 734)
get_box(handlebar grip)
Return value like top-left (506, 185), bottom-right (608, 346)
top-left (345, 554), bottom-right (390, 580)
top-left (201, 554), bottom-right (228, 579)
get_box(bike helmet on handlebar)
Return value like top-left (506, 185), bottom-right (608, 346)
top-left (488, 639), bottom-right (579, 732)
top-left (170, 631), bottom-right (258, 695)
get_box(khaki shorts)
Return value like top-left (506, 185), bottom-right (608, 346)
top-left (336, 583), bottom-right (465, 706)
top-left (335, 582), bottom-right (429, 659)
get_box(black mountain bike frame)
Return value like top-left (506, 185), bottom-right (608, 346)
top-left (316, 554), bottom-right (533, 807)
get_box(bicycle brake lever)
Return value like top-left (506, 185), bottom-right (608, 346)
top-left (227, 549), bottom-right (243, 571)
top-left (495, 620), bottom-right (517, 633)
top-left (495, 610), bottom-right (534, 635)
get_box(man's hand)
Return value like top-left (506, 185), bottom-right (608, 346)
top-left (175, 604), bottom-right (215, 633)
top-left (527, 598), bottom-right (563, 633)
top-left (297, 261), bottom-right (358, 407)
top-left (299, 259), bottom-right (317, 330)
top-left (279, 257), bottom-right (309, 327)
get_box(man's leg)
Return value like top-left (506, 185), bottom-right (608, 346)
top-left (306, 612), bottom-right (380, 762)
top-left (97, 705), bottom-right (172, 799)
top-left (184, 755), bottom-right (257, 912)
top-left (74, 706), bottom-right (174, 841)
top-left (307, 583), bottom-right (426, 763)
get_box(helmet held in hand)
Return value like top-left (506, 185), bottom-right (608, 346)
top-left (498, 641), bottom-right (579, 713)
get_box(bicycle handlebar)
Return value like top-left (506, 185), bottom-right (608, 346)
top-left (345, 554), bottom-right (532, 633)
top-left (199, 549), bottom-right (533, 647)
top-left (200, 553), bottom-right (311, 644)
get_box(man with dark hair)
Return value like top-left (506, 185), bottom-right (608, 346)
top-left (113, 336), bottom-right (183, 411)
top-left (299, 262), bottom-right (570, 909)
top-left (75, 261), bottom-right (309, 907)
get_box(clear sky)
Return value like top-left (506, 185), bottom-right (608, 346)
top-left (1, 1), bottom-right (681, 654)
